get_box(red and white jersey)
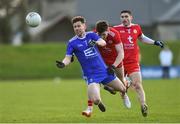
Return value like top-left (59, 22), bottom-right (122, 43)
top-left (113, 24), bottom-right (142, 65)
top-left (98, 27), bottom-right (122, 65)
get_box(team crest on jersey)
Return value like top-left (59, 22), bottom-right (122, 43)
top-left (108, 40), bottom-right (113, 44)
top-left (133, 29), bottom-right (137, 34)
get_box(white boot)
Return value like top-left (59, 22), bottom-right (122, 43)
top-left (123, 93), bottom-right (131, 109)
top-left (82, 107), bottom-right (92, 117)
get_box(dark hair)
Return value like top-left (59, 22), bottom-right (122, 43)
top-left (120, 10), bottom-right (132, 15)
top-left (95, 20), bottom-right (109, 34)
top-left (71, 16), bottom-right (86, 24)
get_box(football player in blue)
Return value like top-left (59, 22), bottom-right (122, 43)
top-left (56, 16), bottom-right (129, 117)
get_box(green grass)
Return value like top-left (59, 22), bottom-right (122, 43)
top-left (0, 43), bottom-right (81, 79)
top-left (0, 42), bottom-right (180, 79)
top-left (0, 79), bottom-right (180, 123)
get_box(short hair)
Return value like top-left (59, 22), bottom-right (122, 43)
top-left (120, 10), bottom-right (132, 15)
top-left (95, 20), bottom-right (109, 34)
top-left (71, 16), bottom-right (86, 24)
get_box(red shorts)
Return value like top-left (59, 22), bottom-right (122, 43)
top-left (124, 63), bottom-right (140, 76)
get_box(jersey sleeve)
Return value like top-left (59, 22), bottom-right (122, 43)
top-left (113, 30), bottom-right (122, 44)
top-left (137, 25), bottom-right (143, 37)
top-left (66, 42), bottom-right (74, 56)
top-left (90, 32), bottom-right (101, 41)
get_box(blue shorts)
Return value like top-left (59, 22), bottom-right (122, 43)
top-left (83, 73), bottom-right (116, 85)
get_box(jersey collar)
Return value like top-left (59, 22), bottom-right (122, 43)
top-left (76, 32), bottom-right (87, 39)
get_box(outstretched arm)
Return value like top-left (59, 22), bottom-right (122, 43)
top-left (139, 34), bottom-right (154, 44)
top-left (56, 55), bottom-right (72, 68)
top-left (139, 34), bottom-right (164, 48)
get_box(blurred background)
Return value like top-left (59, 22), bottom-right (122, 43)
top-left (0, 0), bottom-right (180, 80)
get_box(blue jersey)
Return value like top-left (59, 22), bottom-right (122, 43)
top-left (66, 31), bottom-right (108, 78)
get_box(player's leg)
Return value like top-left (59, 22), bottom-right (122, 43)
top-left (115, 66), bottom-right (131, 88)
top-left (106, 77), bottom-right (131, 108)
top-left (104, 66), bottom-right (131, 94)
top-left (82, 100), bottom-right (93, 117)
top-left (103, 63), bottom-right (124, 94)
top-left (88, 83), bottom-right (106, 111)
top-left (82, 83), bottom-right (105, 117)
top-left (129, 71), bottom-right (148, 117)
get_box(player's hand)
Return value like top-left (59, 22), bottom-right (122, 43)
top-left (88, 40), bottom-right (96, 47)
top-left (56, 60), bottom-right (65, 68)
top-left (107, 65), bottom-right (116, 75)
top-left (154, 41), bottom-right (164, 48)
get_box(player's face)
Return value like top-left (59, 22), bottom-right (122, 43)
top-left (73, 21), bottom-right (86, 37)
top-left (120, 13), bottom-right (133, 27)
top-left (99, 31), bottom-right (108, 40)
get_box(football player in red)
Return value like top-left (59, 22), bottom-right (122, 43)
top-left (113, 10), bottom-right (164, 117)
top-left (82, 20), bottom-right (131, 117)
top-left (96, 20), bottom-right (126, 85)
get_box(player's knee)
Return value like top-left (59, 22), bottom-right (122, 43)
top-left (132, 82), bottom-right (142, 90)
top-left (122, 88), bottom-right (126, 94)
top-left (116, 86), bottom-right (126, 94)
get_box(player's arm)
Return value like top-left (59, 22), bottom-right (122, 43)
top-left (56, 41), bottom-right (74, 68)
top-left (89, 32), bottom-right (106, 47)
top-left (96, 38), bottom-right (106, 47)
top-left (107, 43), bottom-right (124, 75)
top-left (56, 55), bottom-right (72, 68)
top-left (88, 38), bottom-right (106, 47)
top-left (113, 43), bottom-right (124, 67)
top-left (139, 34), bottom-right (164, 48)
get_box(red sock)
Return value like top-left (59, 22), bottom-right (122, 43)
top-left (88, 100), bottom-right (93, 106)
top-left (88, 100), bottom-right (93, 110)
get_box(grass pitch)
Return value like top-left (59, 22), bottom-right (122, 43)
top-left (0, 79), bottom-right (180, 123)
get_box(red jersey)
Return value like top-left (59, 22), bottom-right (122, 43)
top-left (113, 24), bottom-right (142, 65)
top-left (98, 27), bottom-right (122, 66)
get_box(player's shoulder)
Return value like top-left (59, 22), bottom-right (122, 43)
top-left (86, 31), bottom-right (99, 38)
top-left (82, 31), bottom-right (95, 37)
top-left (113, 24), bottom-right (124, 28)
top-left (110, 27), bottom-right (118, 32)
top-left (69, 36), bottom-right (78, 43)
top-left (109, 27), bottom-right (119, 37)
top-left (131, 23), bottom-right (141, 28)
top-left (86, 31), bottom-right (96, 35)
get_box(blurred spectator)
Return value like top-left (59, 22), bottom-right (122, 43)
top-left (159, 46), bottom-right (173, 79)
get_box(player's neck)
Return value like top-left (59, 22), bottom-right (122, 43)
top-left (123, 23), bottom-right (132, 28)
top-left (77, 32), bottom-right (86, 39)
top-left (77, 32), bottom-right (85, 37)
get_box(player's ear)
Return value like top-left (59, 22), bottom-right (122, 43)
top-left (130, 15), bottom-right (133, 20)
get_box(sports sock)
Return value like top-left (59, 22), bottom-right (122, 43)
top-left (87, 100), bottom-right (93, 111)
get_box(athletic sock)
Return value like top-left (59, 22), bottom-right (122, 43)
top-left (87, 100), bottom-right (93, 111)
